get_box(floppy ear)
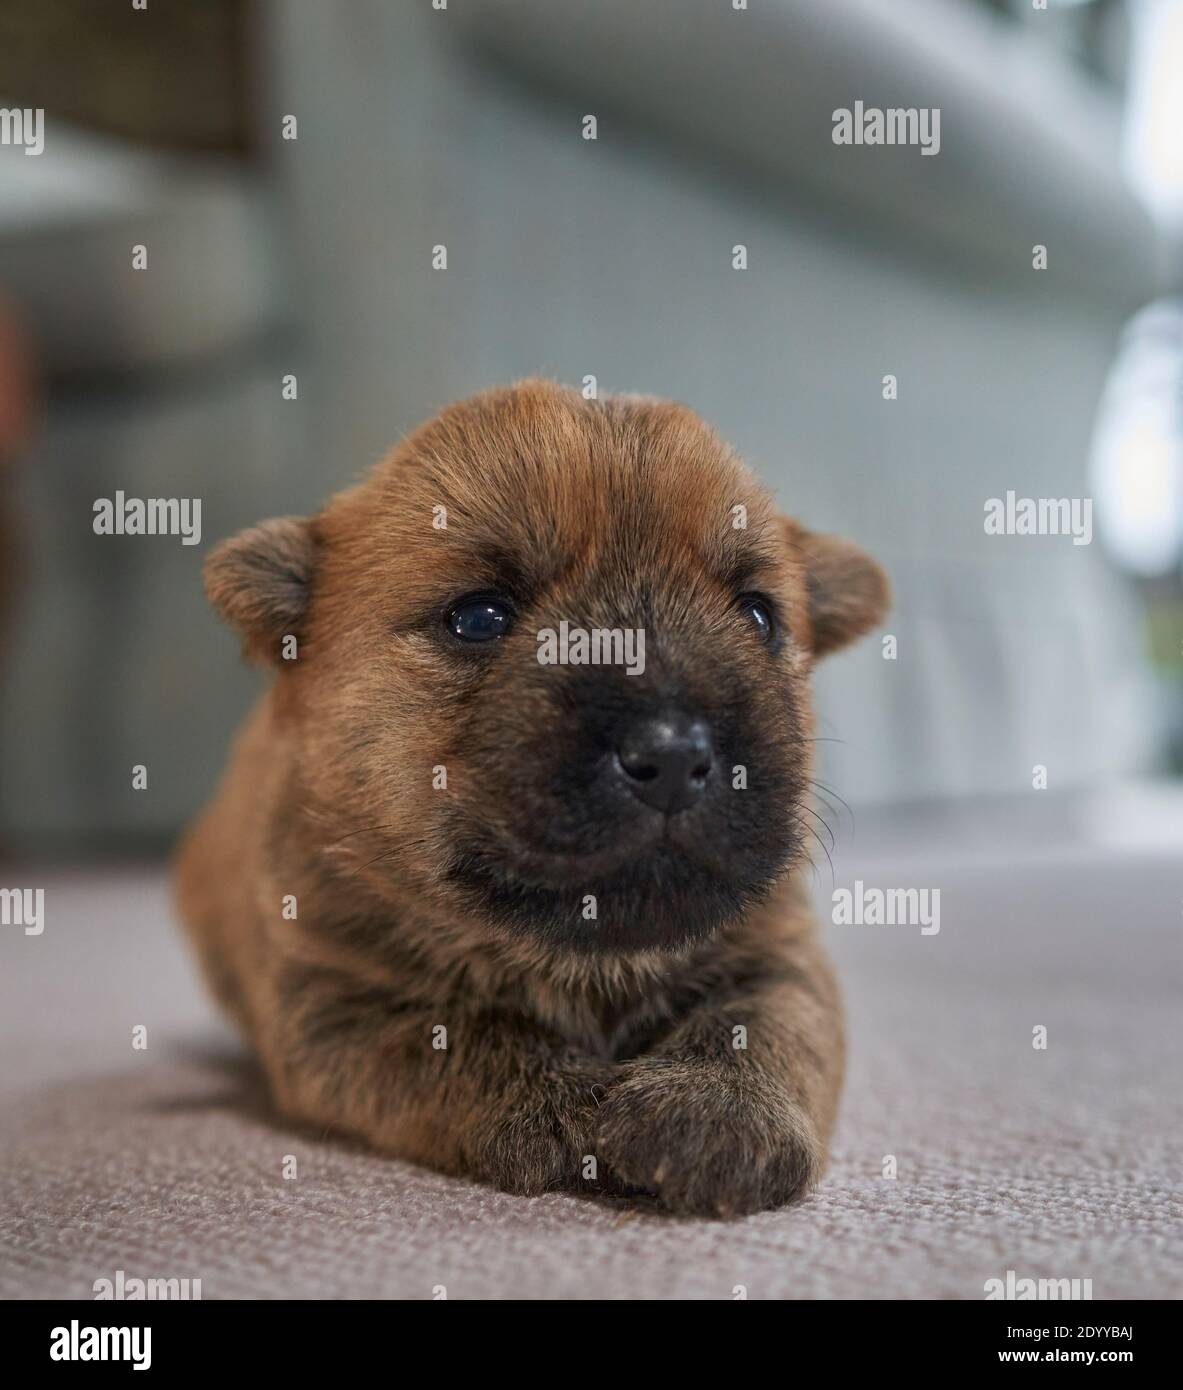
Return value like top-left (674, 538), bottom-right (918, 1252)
top-left (794, 526), bottom-right (889, 659)
top-left (203, 516), bottom-right (317, 664)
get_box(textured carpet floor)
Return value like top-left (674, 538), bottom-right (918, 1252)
top-left (1, 799), bottom-right (1180, 1299)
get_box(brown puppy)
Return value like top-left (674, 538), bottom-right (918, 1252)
top-left (176, 380), bottom-right (888, 1217)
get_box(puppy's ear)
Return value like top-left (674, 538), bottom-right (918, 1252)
top-left (204, 516), bottom-right (317, 664)
top-left (788, 522), bottom-right (889, 659)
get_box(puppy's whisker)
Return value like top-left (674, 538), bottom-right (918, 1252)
top-left (798, 802), bottom-right (836, 855)
top-left (791, 812), bottom-right (835, 892)
top-left (321, 822), bottom-right (401, 851)
top-left (807, 791), bottom-right (846, 836)
top-left (349, 847), bottom-right (405, 878)
top-left (808, 778), bottom-right (854, 830)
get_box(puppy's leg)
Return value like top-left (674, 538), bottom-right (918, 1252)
top-left (261, 963), bottom-right (616, 1197)
top-left (597, 927), bottom-right (844, 1217)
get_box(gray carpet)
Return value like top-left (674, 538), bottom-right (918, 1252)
top-left (1, 796), bottom-right (1180, 1299)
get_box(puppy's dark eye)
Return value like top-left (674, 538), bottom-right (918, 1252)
top-left (445, 594), bottom-right (513, 643)
top-left (737, 593), bottom-right (776, 646)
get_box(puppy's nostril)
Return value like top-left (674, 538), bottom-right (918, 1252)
top-left (614, 714), bottom-right (715, 815)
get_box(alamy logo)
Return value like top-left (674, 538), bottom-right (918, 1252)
top-left (832, 881), bottom-right (940, 935)
top-left (832, 102), bottom-right (940, 155)
top-left (50, 1321), bottom-right (151, 1371)
top-left (984, 492), bottom-right (1092, 545)
top-left (537, 621), bottom-right (646, 677)
top-left (93, 492), bottom-right (202, 546)
top-left (985, 1269), bottom-right (1093, 1300)
top-left (0, 887), bottom-right (43, 936)
top-left (0, 107), bottom-right (44, 156)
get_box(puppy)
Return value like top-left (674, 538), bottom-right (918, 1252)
top-left (176, 380), bottom-right (887, 1217)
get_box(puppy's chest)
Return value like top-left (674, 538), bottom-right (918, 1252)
top-left (541, 985), bottom-right (681, 1062)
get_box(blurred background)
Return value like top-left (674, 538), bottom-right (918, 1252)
top-left (1, 0), bottom-right (1182, 856)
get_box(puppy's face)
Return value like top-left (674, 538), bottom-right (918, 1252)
top-left (207, 382), bottom-right (887, 956)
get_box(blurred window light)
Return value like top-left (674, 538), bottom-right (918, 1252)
top-left (1123, 0), bottom-right (1183, 229)
top-left (1087, 1), bottom-right (1183, 580)
top-left (1089, 302), bottom-right (1183, 577)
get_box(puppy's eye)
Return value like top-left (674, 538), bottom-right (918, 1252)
top-left (737, 593), bottom-right (776, 646)
top-left (445, 594), bottom-right (513, 643)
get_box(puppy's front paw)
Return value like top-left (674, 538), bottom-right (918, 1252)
top-left (597, 1058), bottom-right (821, 1217)
top-left (470, 1071), bottom-right (613, 1197)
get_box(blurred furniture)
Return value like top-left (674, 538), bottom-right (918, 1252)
top-left (0, 0), bottom-right (1168, 849)
top-left (0, 127), bottom-right (289, 849)
top-left (0, 298), bottom-right (34, 640)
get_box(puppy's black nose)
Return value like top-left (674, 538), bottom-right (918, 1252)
top-left (615, 714), bottom-right (714, 814)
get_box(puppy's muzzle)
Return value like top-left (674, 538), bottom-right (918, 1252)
top-left (614, 712), bottom-right (714, 815)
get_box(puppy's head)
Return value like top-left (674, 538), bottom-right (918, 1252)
top-left (206, 381), bottom-right (887, 956)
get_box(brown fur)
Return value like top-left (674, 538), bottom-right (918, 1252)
top-left (176, 380), bottom-right (888, 1217)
